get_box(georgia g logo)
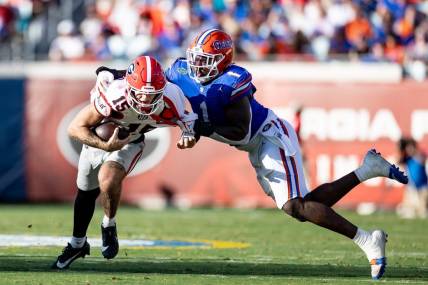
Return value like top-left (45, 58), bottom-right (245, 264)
top-left (127, 63), bottom-right (135, 74)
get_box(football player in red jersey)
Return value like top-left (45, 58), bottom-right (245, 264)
top-left (52, 56), bottom-right (197, 269)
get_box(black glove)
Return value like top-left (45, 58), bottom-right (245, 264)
top-left (95, 66), bottom-right (126, 80)
top-left (193, 120), bottom-right (215, 140)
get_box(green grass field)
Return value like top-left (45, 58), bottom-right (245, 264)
top-left (0, 204), bottom-right (427, 285)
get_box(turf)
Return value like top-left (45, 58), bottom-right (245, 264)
top-left (0, 204), bottom-right (427, 284)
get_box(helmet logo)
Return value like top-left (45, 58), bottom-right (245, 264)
top-left (213, 40), bottom-right (232, 50)
top-left (177, 67), bottom-right (187, 74)
top-left (127, 63), bottom-right (135, 74)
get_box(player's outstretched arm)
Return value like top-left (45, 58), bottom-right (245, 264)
top-left (210, 96), bottom-right (251, 143)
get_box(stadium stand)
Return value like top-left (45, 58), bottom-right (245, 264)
top-left (0, 0), bottom-right (427, 70)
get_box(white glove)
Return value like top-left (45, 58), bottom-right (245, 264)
top-left (177, 129), bottom-right (196, 149)
top-left (176, 113), bottom-right (198, 134)
top-left (176, 115), bottom-right (198, 149)
top-left (96, 70), bottom-right (114, 94)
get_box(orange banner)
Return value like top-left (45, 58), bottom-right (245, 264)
top-left (25, 79), bottom-right (428, 209)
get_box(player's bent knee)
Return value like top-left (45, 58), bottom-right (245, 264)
top-left (98, 176), bottom-right (122, 193)
top-left (282, 198), bottom-right (307, 222)
top-left (98, 162), bottom-right (126, 192)
top-left (98, 172), bottom-right (124, 193)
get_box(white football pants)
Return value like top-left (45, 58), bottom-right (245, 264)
top-left (241, 111), bottom-right (309, 209)
top-left (76, 143), bottom-right (144, 191)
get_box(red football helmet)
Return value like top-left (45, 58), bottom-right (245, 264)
top-left (125, 56), bottom-right (166, 115)
top-left (186, 29), bottom-right (234, 83)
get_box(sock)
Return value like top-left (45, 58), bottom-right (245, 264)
top-left (102, 215), bottom-right (116, 228)
top-left (353, 228), bottom-right (372, 255)
top-left (354, 166), bottom-right (371, 182)
top-left (70, 236), bottom-right (86, 248)
top-left (72, 188), bottom-right (100, 237)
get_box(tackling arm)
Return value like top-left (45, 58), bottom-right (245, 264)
top-left (217, 96), bottom-right (251, 140)
top-left (195, 96), bottom-right (251, 144)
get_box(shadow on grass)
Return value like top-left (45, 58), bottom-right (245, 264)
top-left (0, 256), bottom-right (427, 280)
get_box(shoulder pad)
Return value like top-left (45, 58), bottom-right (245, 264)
top-left (219, 65), bottom-right (253, 98)
top-left (91, 88), bottom-right (111, 117)
top-left (93, 80), bottom-right (128, 116)
top-left (173, 57), bottom-right (187, 66)
top-left (225, 65), bottom-right (252, 88)
top-left (106, 80), bottom-right (129, 111)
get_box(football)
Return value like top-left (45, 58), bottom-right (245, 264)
top-left (94, 122), bottom-right (130, 141)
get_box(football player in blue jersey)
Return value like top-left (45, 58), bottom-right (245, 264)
top-left (166, 29), bottom-right (409, 280)
top-left (98, 29), bottom-right (408, 280)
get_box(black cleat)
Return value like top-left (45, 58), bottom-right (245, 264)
top-left (101, 225), bottom-right (119, 259)
top-left (51, 241), bottom-right (90, 269)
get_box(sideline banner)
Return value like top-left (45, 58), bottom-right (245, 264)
top-left (24, 78), bottom-right (428, 208)
top-left (255, 81), bottom-right (428, 208)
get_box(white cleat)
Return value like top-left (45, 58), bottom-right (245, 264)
top-left (361, 149), bottom-right (408, 184)
top-left (364, 230), bottom-right (388, 280)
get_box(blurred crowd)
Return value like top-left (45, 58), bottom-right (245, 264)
top-left (397, 137), bottom-right (428, 219)
top-left (1, 0), bottom-right (428, 67)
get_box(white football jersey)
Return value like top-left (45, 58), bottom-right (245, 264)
top-left (90, 79), bottom-right (196, 143)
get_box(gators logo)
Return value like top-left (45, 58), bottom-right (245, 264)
top-left (213, 40), bottom-right (233, 50)
top-left (177, 67), bottom-right (187, 75)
